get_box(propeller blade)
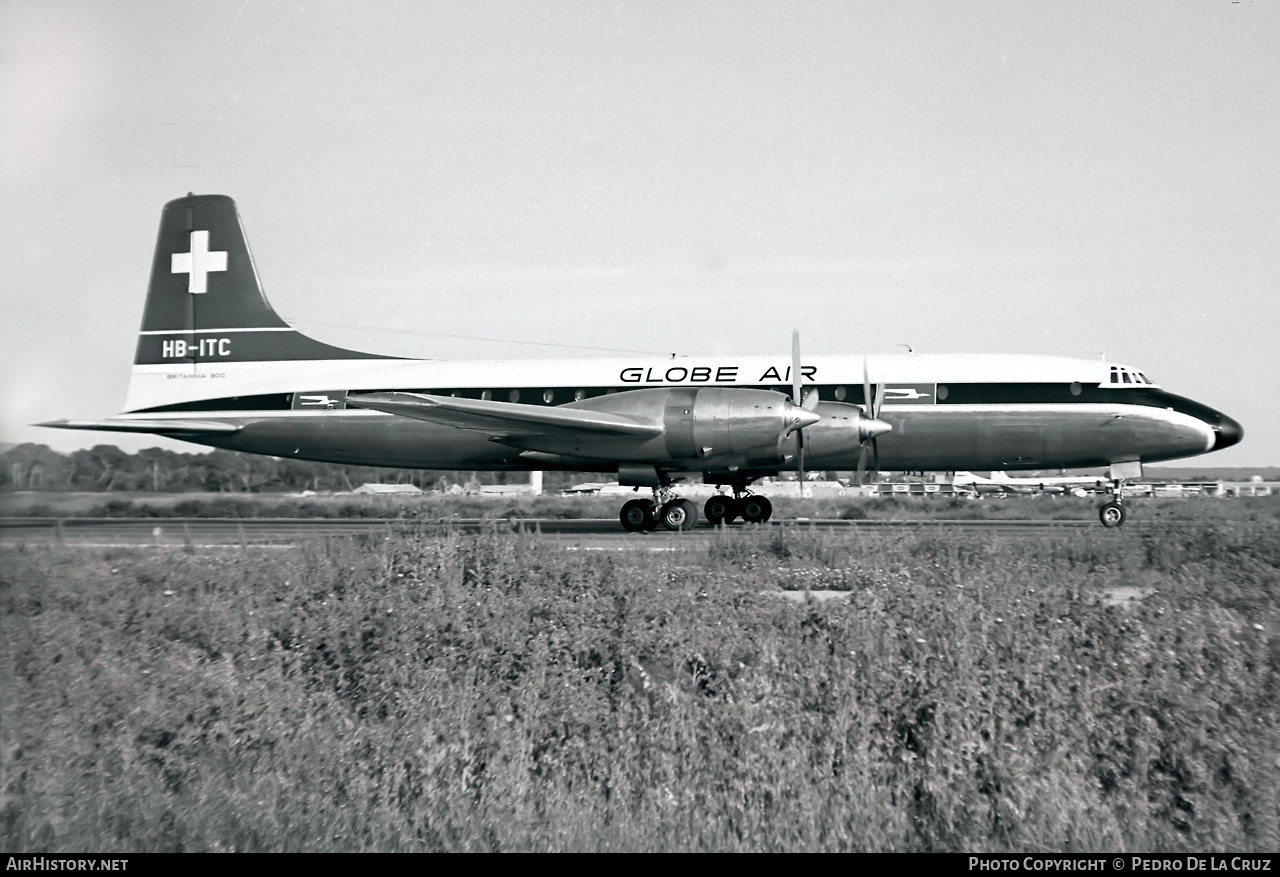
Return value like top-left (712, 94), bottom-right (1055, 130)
top-left (863, 356), bottom-right (873, 419)
top-left (791, 330), bottom-right (806, 495)
top-left (855, 356), bottom-right (891, 488)
top-left (791, 329), bottom-right (803, 407)
top-left (871, 377), bottom-right (887, 483)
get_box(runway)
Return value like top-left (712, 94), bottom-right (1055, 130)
top-left (0, 515), bottom-right (1144, 549)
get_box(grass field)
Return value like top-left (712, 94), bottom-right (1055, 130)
top-left (3, 520), bottom-right (1278, 851)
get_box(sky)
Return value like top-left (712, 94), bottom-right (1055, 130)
top-left (2, 0), bottom-right (1277, 467)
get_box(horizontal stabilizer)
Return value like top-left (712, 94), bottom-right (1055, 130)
top-left (38, 419), bottom-right (242, 435)
top-left (346, 392), bottom-right (663, 437)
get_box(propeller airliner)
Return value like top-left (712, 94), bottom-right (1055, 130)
top-left (41, 195), bottom-right (1243, 530)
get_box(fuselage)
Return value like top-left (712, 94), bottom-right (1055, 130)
top-left (114, 351), bottom-right (1242, 475)
top-left (43, 193), bottom-right (1242, 502)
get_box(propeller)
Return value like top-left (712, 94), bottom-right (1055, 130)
top-left (856, 355), bottom-right (889, 486)
top-left (790, 330), bottom-right (822, 496)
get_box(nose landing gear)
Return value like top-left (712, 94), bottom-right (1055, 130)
top-left (1099, 477), bottom-right (1127, 527)
top-left (1099, 501), bottom-right (1126, 527)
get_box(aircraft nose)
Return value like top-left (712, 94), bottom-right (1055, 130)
top-left (1213, 413), bottom-right (1243, 451)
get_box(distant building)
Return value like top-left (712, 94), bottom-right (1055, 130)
top-left (1218, 481), bottom-right (1276, 497)
top-left (479, 484), bottom-right (539, 497)
top-left (352, 483), bottom-right (424, 495)
top-left (563, 482), bottom-right (649, 497)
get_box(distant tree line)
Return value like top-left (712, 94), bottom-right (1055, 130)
top-left (0, 443), bottom-right (585, 494)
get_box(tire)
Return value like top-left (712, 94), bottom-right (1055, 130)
top-left (661, 498), bottom-right (699, 532)
top-left (1099, 501), bottom-right (1125, 528)
top-left (620, 499), bottom-right (655, 532)
top-left (704, 495), bottom-right (737, 526)
top-left (740, 495), bottom-right (772, 524)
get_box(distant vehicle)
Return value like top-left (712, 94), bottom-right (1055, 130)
top-left (41, 194), bottom-right (1243, 530)
top-left (952, 471), bottom-right (1107, 497)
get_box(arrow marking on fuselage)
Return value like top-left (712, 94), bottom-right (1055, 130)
top-left (171, 230), bottom-right (227, 294)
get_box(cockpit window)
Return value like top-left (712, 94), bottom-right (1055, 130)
top-left (1105, 365), bottom-right (1158, 388)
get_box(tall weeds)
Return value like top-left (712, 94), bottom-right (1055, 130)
top-left (2, 523), bottom-right (1276, 851)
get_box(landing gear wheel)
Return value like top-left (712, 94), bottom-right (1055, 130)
top-left (1099, 501), bottom-right (1125, 528)
top-left (740, 495), bottom-right (773, 524)
top-left (660, 498), bottom-right (699, 532)
top-left (704, 495), bottom-right (738, 526)
top-left (620, 499), bottom-right (657, 532)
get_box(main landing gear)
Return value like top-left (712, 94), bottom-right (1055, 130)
top-left (619, 487), bottom-right (701, 533)
top-left (1099, 478), bottom-right (1127, 528)
top-left (617, 481), bottom-right (776, 532)
top-left (704, 486), bottom-right (773, 526)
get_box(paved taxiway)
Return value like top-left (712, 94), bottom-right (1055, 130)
top-left (1, 516), bottom-right (1150, 550)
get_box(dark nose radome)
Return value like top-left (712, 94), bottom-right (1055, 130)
top-left (1213, 414), bottom-right (1243, 451)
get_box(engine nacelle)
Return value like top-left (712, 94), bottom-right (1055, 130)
top-left (777, 401), bottom-right (888, 468)
top-left (666, 387), bottom-right (817, 461)
top-left (512, 387), bottom-right (818, 466)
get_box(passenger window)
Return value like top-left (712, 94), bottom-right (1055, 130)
top-left (1070, 382), bottom-right (1082, 396)
top-left (543, 389), bottom-right (555, 404)
top-left (481, 390), bottom-right (492, 401)
top-left (1121, 373), bottom-right (1131, 384)
top-left (509, 389), bottom-right (521, 403)
top-left (574, 389), bottom-right (585, 401)
top-left (936, 384), bottom-right (949, 401)
top-left (834, 386), bottom-right (847, 401)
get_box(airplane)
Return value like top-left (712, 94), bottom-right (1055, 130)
top-left (40, 194), bottom-right (1243, 531)
top-left (951, 470), bottom-right (1107, 497)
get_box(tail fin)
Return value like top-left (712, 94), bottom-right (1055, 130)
top-left (134, 194), bottom-right (385, 366)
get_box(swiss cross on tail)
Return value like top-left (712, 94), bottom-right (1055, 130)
top-left (171, 230), bottom-right (228, 293)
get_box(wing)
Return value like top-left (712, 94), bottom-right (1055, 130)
top-left (345, 392), bottom-right (663, 438)
top-left (38, 418), bottom-right (242, 435)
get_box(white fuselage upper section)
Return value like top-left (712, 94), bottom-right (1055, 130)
top-left (123, 352), bottom-right (1137, 413)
